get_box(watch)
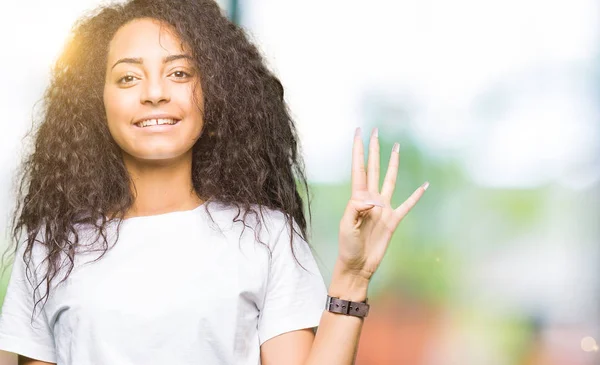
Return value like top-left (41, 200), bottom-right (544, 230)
top-left (325, 295), bottom-right (370, 318)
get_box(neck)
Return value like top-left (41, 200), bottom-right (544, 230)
top-left (121, 150), bottom-right (203, 219)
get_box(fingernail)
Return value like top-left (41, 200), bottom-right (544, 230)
top-left (363, 200), bottom-right (385, 207)
top-left (372, 127), bottom-right (378, 138)
top-left (393, 142), bottom-right (400, 153)
top-left (421, 181), bottom-right (430, 190)
top-left (355, 127), bottom-right (361, 137)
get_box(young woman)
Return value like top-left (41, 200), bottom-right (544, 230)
top-left (0, 0), bottom-right (428, 364)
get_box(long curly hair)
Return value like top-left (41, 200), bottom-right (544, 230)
top-left (5, 0), bottom-right (313, 313)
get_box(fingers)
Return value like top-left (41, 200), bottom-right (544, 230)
top-left (391, 182), bottom-right (429, 228)
top-left (367, 128), bottom-right (380, 194)
top-left (351, 127), bottom-right (367, 194)
top-left (381, 142), bottom-right (400, 201)
top-left (340, 198), bottom-right (376, 227)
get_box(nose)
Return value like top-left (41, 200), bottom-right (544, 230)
top-left (140, 75), bottom-right (171, 105)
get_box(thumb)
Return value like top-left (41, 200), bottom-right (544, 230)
top-left (352, 199), bottom-right (384, 213)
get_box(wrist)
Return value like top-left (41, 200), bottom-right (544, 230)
top-left (328, 260), bottom-right (370, 302)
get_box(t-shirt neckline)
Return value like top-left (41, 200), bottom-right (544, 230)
top-left (119, 202), bottom-right (205, 223)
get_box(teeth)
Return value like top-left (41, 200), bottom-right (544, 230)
top-left (137, 118), bottom-right (178, 127)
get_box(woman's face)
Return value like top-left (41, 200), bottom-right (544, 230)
top-left (103, 18), bottom-right (204, 162)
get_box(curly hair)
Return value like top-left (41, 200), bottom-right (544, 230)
top-left (5, 0), bottom-right (313, 314)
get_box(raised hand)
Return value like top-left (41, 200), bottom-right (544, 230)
top-left (336, 127), bottom-right (429, 282)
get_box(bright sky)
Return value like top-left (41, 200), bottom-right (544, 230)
top-left (0, 0), bottom-right (598, 229)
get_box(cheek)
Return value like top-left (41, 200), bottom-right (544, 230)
top-left (191, 87), bottom-right (205, 125)
top-left (103, 91), bottom-right (132, 148)
top-left (180, 84), bottom-right (204, 130)
top-left (104, 89), bottom-right (135, 127)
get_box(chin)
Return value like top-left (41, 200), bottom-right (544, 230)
top-left (125, 148), bottom-right (191, 162)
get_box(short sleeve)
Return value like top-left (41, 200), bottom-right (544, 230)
top-left (257, 216), bottom-right (328, 346)
top-left (0, 242), bottom-right (57, 363)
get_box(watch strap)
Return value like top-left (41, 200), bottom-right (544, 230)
top-left (325, 295), bottom-right (370, 318)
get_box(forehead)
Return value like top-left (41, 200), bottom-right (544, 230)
top-left (107, 18), bottom-right (188, 62)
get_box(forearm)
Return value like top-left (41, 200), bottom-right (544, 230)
top-left (304, 260), bottom-right (370, 365)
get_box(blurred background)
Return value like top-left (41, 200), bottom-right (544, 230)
top-left (1, 0), bottom-right (599, 364)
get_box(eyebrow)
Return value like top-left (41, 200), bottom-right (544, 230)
top-left (110, 54), bottom-right (193, 70)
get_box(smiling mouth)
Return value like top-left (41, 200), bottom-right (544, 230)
top-left (134, 118), bottom-right (181, 128)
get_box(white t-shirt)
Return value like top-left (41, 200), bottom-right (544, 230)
top-left (0, 202), bottom-right (328, 364)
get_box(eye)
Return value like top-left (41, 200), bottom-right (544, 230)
top-left (117, 74), bottom-right (138, 84)
top-left (170, 70), bottom-right (192, 79)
